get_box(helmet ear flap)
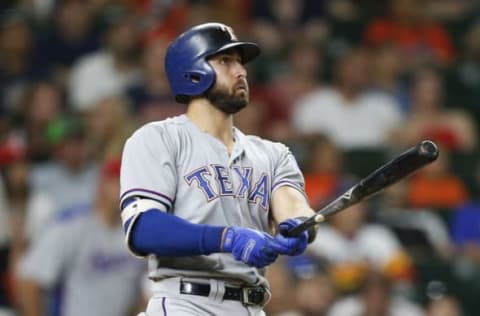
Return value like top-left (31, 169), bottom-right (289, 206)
top-left (175, 70), bottom-right (215, 104)
top-left (184, 72), bottom-right (202, 84)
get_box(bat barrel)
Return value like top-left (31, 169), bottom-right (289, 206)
top-left (284, 140), bottom-right (440, 238)
top-left (418, 140), bottom-right (439, 161)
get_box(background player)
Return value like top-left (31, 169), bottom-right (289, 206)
top-left (120, 22), bottom-right (317, 316)
top-left (17, 158), bottom-right (145, 316)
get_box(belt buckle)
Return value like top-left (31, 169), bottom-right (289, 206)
top-left (241, 287), bottom-right (265, 306)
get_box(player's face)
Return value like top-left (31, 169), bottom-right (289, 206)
top-left (206, 50), bottom-right (249, 114)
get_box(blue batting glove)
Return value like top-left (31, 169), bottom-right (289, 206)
top-left (222, 227), bottom-right (279, 268)
top-left (271, 218), bottom-right (309, 256)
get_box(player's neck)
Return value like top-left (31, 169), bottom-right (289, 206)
top-left (187, 99), bottom-right (235, 151)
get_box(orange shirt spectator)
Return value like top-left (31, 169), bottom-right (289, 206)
top-left (363, 0), bottom-right (455, 66)
top-left (406, 148), bottom-right (469, 209)
top-left (407, 174), bottom-right (468, 209)
top-left (364, 18), bottom-right (455, 64)
top-left (301, 134), bottom-right (354, 210)
top-left (304, 173), bottom-right (338, 209)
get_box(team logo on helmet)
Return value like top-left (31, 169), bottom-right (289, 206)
top-left (221, 25), bottom-right (237, 41)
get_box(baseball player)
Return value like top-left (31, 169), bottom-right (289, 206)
top-left (120, 22), bottom-right (317, 316)
top-left (18, 158), bottom-right (145, 316)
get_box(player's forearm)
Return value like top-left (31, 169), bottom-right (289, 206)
top-left (129, 209), bottom-right (225, 257)
top-left (18, 279), bottom-right (43, 316)
top-left (271, 186), bottom-right (315, 224)
top-left (270, 186), bottom-right (318, 243)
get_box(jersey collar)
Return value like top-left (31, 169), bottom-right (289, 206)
top-left (230, 127), bottom-right (246, 165)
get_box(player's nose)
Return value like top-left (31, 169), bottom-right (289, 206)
top-left (233, 62), bottom-right (247, 79)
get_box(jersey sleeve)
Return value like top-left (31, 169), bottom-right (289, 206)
top-left (120, 124), bottom-right (177, 211)
top-left (120, 124), bottom-right (178, 256)
top-left (271, 144), bottom-right (306, 196)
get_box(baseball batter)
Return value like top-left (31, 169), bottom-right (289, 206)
top-left (120, 22), bottom-right (317, 316)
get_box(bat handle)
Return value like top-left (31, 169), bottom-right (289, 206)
top-left (282, 214), bottom-right (325, 237)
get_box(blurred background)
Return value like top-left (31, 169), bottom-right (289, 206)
top-left (1, 0), bottom-right (480, 315)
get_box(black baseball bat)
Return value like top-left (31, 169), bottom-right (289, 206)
top-left (285, 140), bottom-right (439, 237)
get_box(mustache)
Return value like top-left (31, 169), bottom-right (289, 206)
top-left (234, 79), bottom-right (248, 90)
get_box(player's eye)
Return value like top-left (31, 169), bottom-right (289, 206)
top-left (219, 56), bottom-right (231, 64)
top-left (215, 54), bottom-right (242, 67)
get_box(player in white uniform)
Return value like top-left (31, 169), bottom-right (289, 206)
top-left (120, 23), bottom-right (317, 316)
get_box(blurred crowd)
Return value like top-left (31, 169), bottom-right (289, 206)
top-left (1, 0), bottom-right (480, 315)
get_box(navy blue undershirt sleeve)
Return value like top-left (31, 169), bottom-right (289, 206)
top-left (130, 209), bottom-right (225, 256)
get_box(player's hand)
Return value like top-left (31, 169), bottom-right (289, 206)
top-left (271, 218), bottom-right (309, 256)
top-left (222, 227), bottom-right (279, 268)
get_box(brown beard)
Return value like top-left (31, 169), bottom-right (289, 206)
top-left (205, 81), bottom-right (249, 114)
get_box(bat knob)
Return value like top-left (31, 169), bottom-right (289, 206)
top-left (419, 140), bottom-right (439, 161)
top-left (314, 214), bottom-right (325, 223)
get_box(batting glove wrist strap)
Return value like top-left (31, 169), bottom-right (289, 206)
top-left (221, 227), bottom-right (279, 268)
top-left (221, 227), bottom-right (236, 252)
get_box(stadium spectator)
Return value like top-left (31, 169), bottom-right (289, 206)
top-left (83, 96), bottom-right (134, 161)
top-left (265, 259), bottom-right (302, 316)
top-left (252, 41), bottom-right (324, 140)
top-left (32, 0), bottom-right (100, 84)
top-left (393, 67), bottom-right (477, 152)
top-left (68, 6), bottom-right (141, 111)
top-left (364, 0), bottom-right (455, 67)
top-left (308, 201), bottom-right (415, 293)
top-left (424, 0), bottom-right (476, 22)
top-left (426, 294), bottom-right (463, 316)
top-left (0, 10), bottom-right (35, 115)
top-left (0, 173), bottom-right (14, 313)
top-left (407, 146), bottom-right (469, 209)
top-left (252, 0), bottom-right (326, 46)
top-left (24, 116), bottom-right (97, 241)
top-left (126, 36), bottom-right (185, 124)
top-left (376, 182), bottom-right (454, 260)
top-left (450, 165), bottom-right (480, 267)
top-left (250, 0), bottom-right (327, 83)
top-left (302, 134), bottom-right (354, 210)
top-left (448, 20), bottom-right (480, 134)
top-left (327, 271), bottom-right (424, 316)
top-left (292, 46), bottom-right (404, 149)
top-left (369, 43), bottom-right (411, 113)
top-left (22, 81), bottom-right (64, 162)
top-left (289, 256), bottom-right (337, 316)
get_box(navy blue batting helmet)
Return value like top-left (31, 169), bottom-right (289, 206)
top-left (165, 22), bottom-right (260, 103)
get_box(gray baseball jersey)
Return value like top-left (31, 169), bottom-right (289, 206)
top-left (18, 205), bottom-right (145, 316)
top-left (120, 114), bottom-right (305, 288)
